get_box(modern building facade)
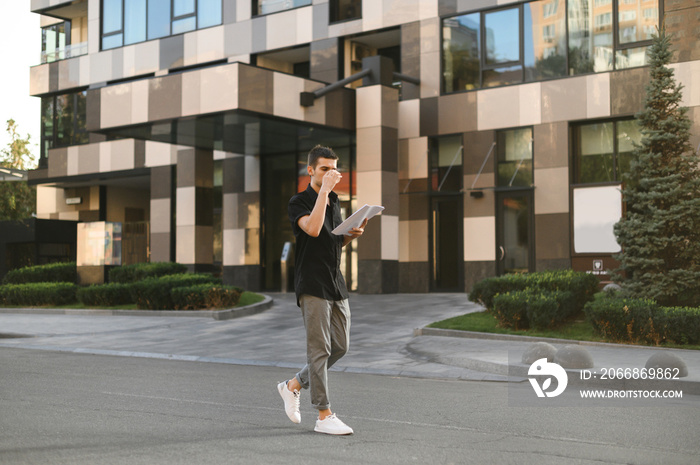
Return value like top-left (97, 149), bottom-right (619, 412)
top-left (28, 0), bottom-right (700, 293)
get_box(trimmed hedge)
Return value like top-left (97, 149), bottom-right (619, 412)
top-left (129, 273), bottom-right (220, 310)
top-left (109, 262), bottom-right (187, 284)
top-left (584, 295), bottom-right (700, 345)
top-left (77, 283), bottom-right (134, 307)
top-left (493, 289), bottom-right (575, 330)
top-left (0, 283), bottom-right (78, 306)
top-left (171, 284), bottom-right (244, 310)
top-left (2, 262), bottom-right (77, 285)
top-left (469, 270), bottom-right (598, 314)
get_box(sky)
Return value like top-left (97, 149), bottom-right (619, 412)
top-left (0, 2), bottom-right (41, 164)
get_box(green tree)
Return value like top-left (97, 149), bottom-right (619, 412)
top-left (0, 119), bottom-right (37, 220)
top-left (613, 29), bottom-right (700, 307)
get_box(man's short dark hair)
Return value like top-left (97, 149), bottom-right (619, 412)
top-left (307, 145), bottom-right (338, 168)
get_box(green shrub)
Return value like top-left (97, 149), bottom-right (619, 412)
top-left (584, 295), bottom-right (660, 344)
top-left (0, 283), bottom-right (78, 306)
top-left (171, 284), bottom-right (244, 310)
top-left (77, 283), bottom-right (134, 307)
top-left (469, 270), bottom-right (598, 314)
top-left (492, 290), bottom-right (530, 330)
top-left (109, 262), bottom-right (187, 284)
top-left (657, 306), bottom-right (700, 345)
top-left (129, 273), bottom-right (220, 310)
top-left (526, 290), bottom-right (575, 330)
top-left (3, 262), bottom-right (77, 284)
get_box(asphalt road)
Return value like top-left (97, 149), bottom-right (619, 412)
top-left (1, 348), bottom-right (698, 465)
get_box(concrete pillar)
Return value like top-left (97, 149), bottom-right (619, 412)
top-left (150, 165), bottom-right (174, 262)
top-left (355, 64), bottom-right (400, 293)
top-left (176, 148), bottom-right (214, 272)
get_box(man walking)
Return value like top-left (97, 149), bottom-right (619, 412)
top-left (278, 145), bottom-right (367, 435)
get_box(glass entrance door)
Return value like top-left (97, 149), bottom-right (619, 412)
top-left (496, 191), bottom-right (533, 275)
top-left (430, 195), bottom-right (463, 291)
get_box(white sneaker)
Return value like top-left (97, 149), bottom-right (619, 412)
top-left (314, 414), bottom-right (354, 435)
top-left (277, 380), bottom-right (301, 424)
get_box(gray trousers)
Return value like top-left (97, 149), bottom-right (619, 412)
top-left (295, 294), bottom-right (351, 411)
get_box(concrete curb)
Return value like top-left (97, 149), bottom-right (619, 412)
top-left (0, 295), bottom-right (274, 321)
top-left (415, 327), bottom-right (699, 353)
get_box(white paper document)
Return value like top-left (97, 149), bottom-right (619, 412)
top-left (332, 204), bottom-right (384, 236)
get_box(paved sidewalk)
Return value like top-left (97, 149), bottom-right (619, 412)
top-left (1, 293), bottom-right (699, 393)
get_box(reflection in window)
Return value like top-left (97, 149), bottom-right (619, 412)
top-left (442, 13), bottom-right (481, 92)
top-left (39, 91), bottom-right (89, 168)
top-left (497, 128), bottom-right (533, 187)
top-left (429, 136), bottom-right (463, 192)
top-left (485, 8), bottom-right (520, 65)
top-left (255, 0), bottom-right (312, 16)
top-left (573, 119), bottom-right (641, 184)
top-left (524, 0), bottom-right (566, 81)
top-left (102, 0), bottom-right (222, 49)
top-left (330, 0), bottom-right (361, 23)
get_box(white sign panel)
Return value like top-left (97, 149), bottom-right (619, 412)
top-left (573, 185), bottom-right (622, 254)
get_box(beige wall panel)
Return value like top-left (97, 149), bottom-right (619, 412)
top-left (150, 198), bottom-right (171, 234)
top-left (101, 83), bottom-right (132, 128)
top-left (534, 122), bottom-right (568, 169)
top-left (328, 19), bottom-right (362, 37)
top-left (419, 0), bottom-right (438, 20)
top-left (586, 73), bottom-right (611, 119)
top-left (223, 193), bottom-right (239, 230)
top-left (223, 229), bottom-right (246, 266)
top-left (145, 141), bottom-right (177, 167)
top-left (58, 211), bottom-right (80, 221)
top-left (670, 60), bottom-right (700, 107)
top-left (58, 58), bottom-right (80, 89)
top-left (196, 26), bottom-right (225, 65)
top-left (78, 144), bottom-right (100, 175)
top-left (200, 64), bottom-right (239, 114)
top-left (296, 6), bottom-right (313, 44)
top-left (267, 10), bottom-right (298, 50)
top-left (106, 186), bottom-right (150, 223)
top-left (689, 106), bottom-right (700, 153)
top-left (79, 55), bottom-right (90, 86)
top-left (383, 0), bottom-right (420, 27)
top-left (195, 225), bottom-right (214, 263)
top-left (88, 18), bottom-right (99, 54)
top-left (478, 86), bottom-right (520, 130)
top-left (464, 216), bottom-right (496, 262)
top-left (399, 220), bottom-right (410, 262)
top-left (356, 86), bottom-right (382, 129)
top-left (519, 83), bottom-right (542, 126)
top-left (407, 137), bottom-right (428, 179)
top-left (541, 76), bottom-right (587, 123)
top-left (381, 214), bottom-right (400, 261)
top-left (363, 0), bottom-right (383, 31)
top-left (245, 228), bottom-right (260, 265)
top-left (88, 0), bottom-right (99, 21)
top-left (274, 73), bottom-right (304, 121)
top-left (134, 40), bottom-right (159, 76)
top-left (131, 79), bottom-right (150, 123)
top-left (356, 170), bottom-right (383, 208)
top-left (36, 186), bottom-right (60, 217)
top-left (176, 226), bottom-right (196, 264)
top-left (181, 72), bottom-right (201, 116)
top-left (534, 167), bottom-right (569, 214)
top-left (420, 50), bottom-right (440, 99)
top-left (110, 139), bottom-right (136, 172)
top-left (67, 146), bottom-right (79, 176)
top-left (98, 142), bottom-right (111, 172)
top-left (29, 65), bottom-right (49, 96)
top-left (245, 155), bottom-right (260, 192)
top-left (89, 186), bottom-right (100, 210)
top-left (123, 44), bottom-right (136, 77)
top-left (398, 99), bottom-right (420, 139)
top-left (90, 50), bottom-right (114, 84)
top-left (464, 174), bottom-right (495, 217)
top-left (224, 21), bottom-right (252, 57)
top-left (236, 0), bottom-right (251, 21)
top-left (176, 186), bottom-right (196, 227)
top-left (356, 127), bottom-right (383, 173)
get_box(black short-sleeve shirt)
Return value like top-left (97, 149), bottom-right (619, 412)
top-left (288, 184), bottom-right (349, 307)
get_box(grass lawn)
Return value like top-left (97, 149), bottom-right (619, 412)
top-left (429, 310), bottom-right (700, 350)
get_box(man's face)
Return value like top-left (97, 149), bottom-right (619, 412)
top-left (308, 157), bottom-right (338, 190)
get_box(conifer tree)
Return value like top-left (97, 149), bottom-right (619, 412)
top-left (613, 29), bottom-right (700, 307)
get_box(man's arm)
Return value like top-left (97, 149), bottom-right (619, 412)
top-left (342, 218), bottom-right (368, 247)
top-left (297, 170), bottom-right (342, 237)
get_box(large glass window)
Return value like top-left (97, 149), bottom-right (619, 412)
top-left (42, 22), bottom-right (70, 63)
top-left (497, 128), bottom-right (533, 187)
top-left (330, 0), bottom-right (361, 23)
top-left (254, 0), bottom-right (312, 16)
top-left (102, 0), bottom-right (222, 50)
top-left (429, 136), bottom-right (463, 192)
top-left (573, 118), bottom-right (641, 184)
top-left (443, 0), bottom-right (659, 93)
top-left (39, 91), bottom-right (89, 167)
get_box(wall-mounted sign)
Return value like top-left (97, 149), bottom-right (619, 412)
top-left (65, 197), bottom-right (82, 205)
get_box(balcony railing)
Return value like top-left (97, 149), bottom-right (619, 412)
top-left (41, 41), bottom-right (88, 64)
